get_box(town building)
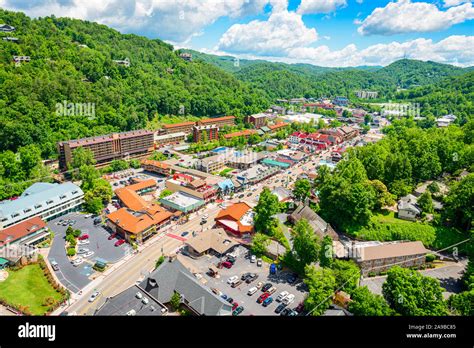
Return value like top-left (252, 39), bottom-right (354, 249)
top-left (161, 121), bottom-right (195, 135)
top-left (246, 113), bottom-right (267, 128)
top-left (397, 194), bottom-right (421, 221)
top-left (193, 124), bottom-right (219, 142)
top-left (0, 182), bottom-right (84, 230)
top-left (154, 132), bottom-right (186, 146)
top-left (160, 192), bottom-right (205, 213)
top-left (141, 160), bottom-right (172, 176)
top-left (333, 96), bottom-right (349, 107)
top-left (215, 202), bottom-right (254, 236)
top-left (235, 164), bottom-right (280, 187)
top-left (113, 58), bottom-right (130, 67)
top-left (261, 158), bottom-right (290, 169)
top-left (57, 130), bottom-right (154, 171)
top-left (197, 155), bottom-right (226, 174)
top-left (197, 116), bottom-right (235, 128)
top-left (0, 24), bottom-right (15, 32)
top-left (13, 56), bottom-right (30, 63)
top-left (355, 90), bottom-right (378, 99)
top-left (0, 216), bottom-right (49, 248)
top-left (3, 37), bottom-right (18, 42)
top-left (165, 173), bottom-right (218, 202)
top-left (179, 52), bottom-right (192, 61)
top-left (268, 122), bottom-right (289, 133)
top-left (289, 203), bottom-right (338, 240)
top-left (320, 126), bottom-right (359, 141)
top-left (226, 150), bottom-right (266, 170)
top-left (183, 228), bottom-right (238, 258)
top-left (114, 179), bottom-right (157, 211)
top-left (223, 129), bottom-right (257, 140)
top-left (436, 114), bottom-right (457, 127)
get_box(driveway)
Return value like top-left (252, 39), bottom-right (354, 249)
top-left (360, 262), bottom-right (466, 299)
top-left (47, 212), bottom-right (130, 293)
top-left (182, 246), bottom-right (307, 315)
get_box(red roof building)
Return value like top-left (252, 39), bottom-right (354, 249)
top-left (215, 202), bottom-right (254, 235)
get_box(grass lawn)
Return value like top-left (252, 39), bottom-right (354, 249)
top-left (0, 264), bottom-right (64, 315)
top-left (218, 167), bottom-right (234, 177)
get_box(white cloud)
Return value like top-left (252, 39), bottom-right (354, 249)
top-left (357, 0), bottom-right (474, 36)
top-left (217, 10), bottom-right (318, 56)
top-left (444, 0), bottom-right (472, 7)
top-left (285, 35), bottom-right (474, 67)
top-left (0, 0), bottom-right (271, 42)
top-left (297, 0), bottom-right (347, 14)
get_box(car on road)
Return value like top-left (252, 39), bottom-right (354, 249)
top-left (262, 297), bottom-right (274, 307)
top-left (108, 233), bottom-right (117, 240)
top-left (232, 306), bottom-right (244, 316)
top-left (78, 234), bottom-right (89, 240)
top-left (282, 294), bottom-right (295, 305)
top-left (50, 260), bottom-right (59, 271)
top-left (78, 240), bottom-right (90, 245)
top-left (181, 231), bottom-right (189, 237)
top-left (247, 287), bottom-right (258, 296)
top-left (77, 248), bottom-right (90, 254)
top-left (277, 291), bottom-right (289, 302)
top-left (246, 192), bottom-right (252, 197)
top-left (250, 255), bottom-right (256, 263)
top-left (275, 303), bottom-right (286, 314)
top-left (227, 275), bottom-right (239, 284)
top-left (83, 251), bottom-right (94, 258)
top-left (257, 293), bottom-right (270, 304)
top-left (71, 258), bottom-right (84, 267)
top-left (261, 283), bottom-right (273, 292)
top-left (88, 291), bottom-right (100, 303)
top-left (114, 239), bottom-right (125, 247)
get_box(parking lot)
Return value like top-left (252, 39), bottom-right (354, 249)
top-left (47, 212), bottom-right (131, 293)
top-left (185, 246), bottom-right (307, 316)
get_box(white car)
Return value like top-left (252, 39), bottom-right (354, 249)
top-left (78, 240), bottom-right (90, 245)
top-left (71, 258), bottom-right (84, 267)
top-left (247, 287), bottom-right (258, 296)
top-left (83, 251), bottom-right (94, 258)
top-left (88, 291), bottom-right (100, 303)
top-left (277, 291), bottom-right (289, 302)
top-left (227, 276), bottom-right (238, 284)
top-left (282, 294), bottom-right (295, 305)
top-left (77, 248), bottom-right (90, 254)
top-left (250, 255), bottom-right (256, 263)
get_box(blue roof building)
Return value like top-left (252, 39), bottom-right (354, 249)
top-left (0, 182), bottom-right (84, 229)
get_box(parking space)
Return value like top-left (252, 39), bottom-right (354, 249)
top-left (47, 212), bottom-right (131, 293)
top-left (185, 246), bottom-right (307, 316)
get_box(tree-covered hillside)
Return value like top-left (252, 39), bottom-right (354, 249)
top-left (0, 10), bottom-right (268, 157)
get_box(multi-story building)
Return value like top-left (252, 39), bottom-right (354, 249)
top-left (161, 121), bottom-right (195, 135)
top-left (197, 116), bottom-right (235, 129)
top-left (180, 52), bottom-right (193, 61)
top-left (154, 132), bottom-right (186, 146)
top-left (235, 164), bottom-right (279, 187)
top-left (355, 90), bottom-right (378, 99)
top-left (223, 129), bottom-right (258, 140)
top-left (197, 155), bottom-right (226, 174)
top-left (0, 182), bottom-right (84, 230)
top-left (165, 173), bottom-right (218, 202)
top-left (193, 125), bottom-right (219, 142)
top-left (141, 160), bottom-right (172, 176)
top-left (268, 122), bottom-right (289, 133)
top-left (247, 114), bottom-right (267, 128)
top-left (0, 216), bottom-right (50, 249)
top-left (57, 130), bottom-right (154, 171)
top-left (333, 96), bottom-right (349, 107)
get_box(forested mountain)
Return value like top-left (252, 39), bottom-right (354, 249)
top-left (0, 10), bottom-right (268, 157)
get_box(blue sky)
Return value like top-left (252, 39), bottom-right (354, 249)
top-left (1, 0), bottom-right (473, 66)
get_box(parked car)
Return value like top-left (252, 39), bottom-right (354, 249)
top-left (78, 234), bottom-right (89, 240)
top-left (220, 294), bottom-right (228, 300)
top-left (262, 297), bottom-right (274, 307)
top-left (246, 273), bottom-right (258, 284)
top-left (211, 288), bottom-right (221, 296)
top-left (181, 231), bottom-right (189, 237)
top-left (267, 286), bottom-right (277, 295)
top-left (275, 303), bottom-right (287, 314)
top-left (232, 306), bottom-right (244, 316)
top-left (247, 287), bottom-right (258, 296)
top-left (250, 255), bottom-right (256, 263)
top-left (232, 302), bottom-right (239, 311)
top-left (227, 275), bottom-right (238, 284)
top-left (115, 239), bottom-right (125, 247)
top-left (50, 260), bottom-right (59, 271)
top-left (77, 248), bottom-right (90, 254)
top-left (71, 258), bottom-right (83, 267)
top-left (88, 291), bottom-right (100, 303)
top-left (295, 302), bottom-right (305, 313)
top-left (226, 255), bottom-right (236, 264)
top-left (277, 291), bottom-right (289, 302)
top-left (93, 217), bottom-right (102, 225)
top-left (231, 280), bottom-right (243, 288)
top-left (241, 272), bottom-right (251, 281)
top-left (222, 261), bottom-right (233, 269)
top-left (270, 263), bottom-right (277, 274)
top-left (257, 293), bottom-right (270, 304)
top-left (226, 297), bottom-right (233, 304)
top-left (238, 194), bottom-right (244, 199)
top-left (282, 294), bottom-right (295, 305)
top-left (287, 273), bottom-right (298, 284)
top-left (256, 281), bottom-right (263, 289)
top-left (83, 251), bottom-right (94, 258)
top-left (261, 283), bottom-right (273, 292)
top-left (108, 233), bottom-right (117, 240)
top-left (78, 240), bottom-right (90, 245)
top-left (257, 258), bottom-right (263, 267)
top-left (281, 308), bottom-right (292, 316)
top-left (288, 309), bottom-right (298, 316)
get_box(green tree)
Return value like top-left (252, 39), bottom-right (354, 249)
top-left (443, 174), bottom-right (473, 231)
top-left (293, 179), bottom-right (311, 202)
top-left (382, 266), bottom-right (448, 316)
top-left (251, 233), bottom-right (270, 256)
top-left (291, 219), bottom-right (320, 272)
top-left (78, 165), bottom-right (100, 191)
top-left (448, 290), bottom-right (474, 316)
top-left (418, 191), bottom-right (434, 214)
top-left (348, 286), bottom-right (394, 316)
top-left (70, 147), bottom-right (96, 170)
top-left (253, 187), bottom-right (280, 234)
top-left (109, 160), bottom-right (129, 172)
top-left (331, 259), bottom-right (360, 295)
top-left (170, 292), bottom-right (181, 311)
top-left (18, 144), bottom-right (42, 178)
top-left (304, 265), bottom-right (336, 316)
top-left (155, 255), bottom-right (166, 269)
top-left (319, 235), bottom-right (333, 268)
top-left (159, 189), bottom-right (173, 199)
top-left (369, 179), bottom-right (395, 210)
top-left (84, 192), bottom-right (104, 214)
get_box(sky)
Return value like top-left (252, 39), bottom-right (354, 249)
top-left (1, 0), bottom-right (473, 67)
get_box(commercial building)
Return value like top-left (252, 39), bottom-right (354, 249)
top-left (184, 228), bottom-right (238, 258)
top-left (268, 122), bottom-right (289, 133)
top-left (226, 151), bottom-right (266, 170)
top-left (261, 158), bottom-right (290, 169)
top-left (154, 132), bottom-right (186, 146)
top-left (246, 113), bottom-right (267, 128)
top-left (235, 164), bottom-right (280, 187)
top-left (193, 125), bottom-right (219, 142)
top-left (57, 130), bottom-right (154, 171)
top-left (215, 202), bottom-right (254, 236)
top-left (161, 121), bottom-right (195, 135)
top-left (197, 155), bottom-right (226, 174)
top-left (197, 116), bottom-right (235, 128)
top-left (0, 216), bottom-right (49, 248)
top-left (141, 160), bottom-right (172, 176)
top-left (223, 129), bottom-right (258, 140)
top-left (0, 182), bottom-right (84, 230)
top-left (333, 96), bottom-right (349, 107)
top-left (355, 90), bottom-right (378, 99)
top-left (160, 192), bottom-right (205, 213)
top-left (165, 173), bottom-right (218, 202)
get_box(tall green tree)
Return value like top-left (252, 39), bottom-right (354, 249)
top-left (331, 259), bottom-right (360, 295)
top-left (348, 286), bottom-right (394, 316)
top-left (443, 174), bottom-right (473, 231)
top-left (291, 219), bottom-right (321, 271)
top-left (319, 235), bottom-right (333, 268)
top-left (293, 179), bottom-right (311, 202)
top-left (418, 191), bottom-right (434, 214)
top-left (254, 187), bottom-right (280, 234)
top-left (304, 266), bottom-right (336, 316)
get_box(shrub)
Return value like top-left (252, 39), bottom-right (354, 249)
top-left (67, 248), bottom-right (76, 257)
top-left (426, 254), bottom-right (436, 262)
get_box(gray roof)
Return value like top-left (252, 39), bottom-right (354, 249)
top-left (140, 258), bottom-right (233, 316)
top-left (95, 285), bottom-right (167, 316)
top-left (290, 203), bottom-right (338, 239)
top-left (0, 182), bottom-right (84, 225)
top-left (398, 194), bottom-right (421, 214)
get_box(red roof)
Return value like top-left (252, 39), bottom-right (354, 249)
top-left (224, 129), bottom-right (257, 139)
top-left (0, 216), bottom-right (47, 247)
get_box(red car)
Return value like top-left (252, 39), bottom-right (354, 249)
top-left (78, 234), bottom-right (89, 240)
top-left (108, 233), bottom-right (117, 241)
top-left (222, 261), bottom-right (233, 269)
top-left (257, 292), bottom-right (270, 304)
top-left (232, 302), bottom-right (239, 311)
top-left (114, 239), bottom-right (125, 247)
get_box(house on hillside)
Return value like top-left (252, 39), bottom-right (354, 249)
top-left (397, 194), bottom-right (421, 221)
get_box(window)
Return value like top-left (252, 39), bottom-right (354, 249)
top-left (35, 204), bottom-right (42, 209)
top-left (59, 195), bottom-right (66, 199)
top-left (23, 208), bottom-right (31, 213)
top-left (72, 190), bottom-right (78, 195)
top-left (46, 200), bottom-right (54, 204)
top-left (11, 213), bottom-right (19, 218)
